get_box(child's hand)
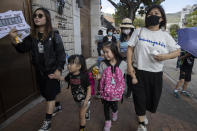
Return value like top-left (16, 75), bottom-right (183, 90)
top-left (48, 69), bottom-right (62, 80)
top-left (95, 74), bottom-right (101, 80)
top-left (132, 77), bottom-right (138, 84)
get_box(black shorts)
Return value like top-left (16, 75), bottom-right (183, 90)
top-left (36, 70), bottom-right (60, 101)
top-left (131, 68), bottom-right (163, 116)
top-left (179, 68), bottom-right (192, 82)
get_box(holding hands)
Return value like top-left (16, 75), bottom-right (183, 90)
top-left (48, 69), bottom-right (64, 80)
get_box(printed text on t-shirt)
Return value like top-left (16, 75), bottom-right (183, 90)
top-left (139, 37), bottom-right (166, 48)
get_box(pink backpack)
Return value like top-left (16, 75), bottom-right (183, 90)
top-left (99, 60), bottom-right (125, 101)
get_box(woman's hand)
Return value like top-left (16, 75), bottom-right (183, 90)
top-left (9, 28), bottom-right (17, 38)
top-left (9, 28), bottom-right (18, 44)
top-left (48, 69), bottom-right (61, 80)
top-left (154, 54), bottom-right (167, 61)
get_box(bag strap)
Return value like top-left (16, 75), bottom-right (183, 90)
top-left (103, 60), bottom-right (122, 74)
top-left (137, 27), bottom-right (143, 39)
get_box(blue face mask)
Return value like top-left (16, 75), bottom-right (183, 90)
top-left (120, 41), bottom-right (128, 52)
top-left (108, 32), bottom-right (113, 36)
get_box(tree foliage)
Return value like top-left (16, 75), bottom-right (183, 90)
top-left (133, 18), bottom-right (145, 28)
top-left (169, 24), bottom-right (180, 40)
top-left (107, 0), bottom-right (165, 26)
top-left (185, 10), bottom-right (197, 27)
top-left (112, 3), bottom-right (129, 26)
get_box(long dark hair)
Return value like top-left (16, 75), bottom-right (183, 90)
top-left (68, 55), bottom-right (87, 73)
top-left (120, 28), bottom-right (134, 42)
top-left (145, 5), bottom-right (167, 29)
top-left (102, 41), bottom-right (123, 62)
top-left (31, 8), bottom-right (53, 40)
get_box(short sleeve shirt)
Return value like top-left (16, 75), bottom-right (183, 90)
top-left (128, 27), bottom-right (180, 72)
top-left (65, 72), bottom-right (90, 102)
top-left (180, 51), bottom-right (195, 70)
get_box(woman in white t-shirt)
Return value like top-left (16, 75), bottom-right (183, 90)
top-left (127, 5), bottom-right (180, 131)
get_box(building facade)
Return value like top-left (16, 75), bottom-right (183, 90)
top-left (179, 4), bottom-right (197, 28)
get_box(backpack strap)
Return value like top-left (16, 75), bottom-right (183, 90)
top-left (137, 27), bottom-right (143, 38)
top-left (103, 60), bottom-right (122, 74)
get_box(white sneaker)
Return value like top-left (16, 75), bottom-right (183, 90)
top-left (136, 115), bottom-right (148, 125)
top-left (137, 124), bottom-right (147, 131)
top-left (38, 120), bottom-right (51, 131)
top-left (144, 116), bottom-right (148, 125)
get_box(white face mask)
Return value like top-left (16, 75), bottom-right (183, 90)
top-left (122, 29), bottom-right (130, 35)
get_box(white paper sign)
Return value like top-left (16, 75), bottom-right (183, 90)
top-left (0, 10), bottom-right (30, 39)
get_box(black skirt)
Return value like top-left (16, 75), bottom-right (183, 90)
top-left (35, 70), bottom-right (60, 101)
top-left (131, 68), bottom-right (163, 116)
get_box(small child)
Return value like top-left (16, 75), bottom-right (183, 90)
top-left (174, 51), bottom-right (195, 98)
top-left (49, 55), bottom-right (91, 131)
top-left (96, 41), bottom-right (127, 131)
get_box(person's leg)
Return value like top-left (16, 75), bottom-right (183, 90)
top-left (174, 70), bottom-right (185, 98)
top-left (103, 100), bottom-right (111, 131)
top-left (111, 101), bottom-right (118, 121)
top-left (46, 100), bottom-right (55, 114)
top-left (38, 100), bottom-right (55, 131)
top-left (97, 47), bottom-right (101, 56)
top-left (103, 100), bottom-right (111, 120)
top-left (148, 72), bottom-right (163, 114)
top-left (181, 69), bottom-right (192, 97)
top-left (181, 81), bottom-right (190, 97)
top-left (79, 102), bottom-right (89, 131)
top-left (52, 100), bottom-right (62, 116)
top-left (52, 90), bottom-right (62, 116)
top-left (39, 78), bottom-right (60, 131)
top-left (182, 81), bottom-right (189, 91)
top-left (132, 69), bottom-right (147, 131)
top-left (126, 74), bottom-right (132, 98)
top-left (175, 79), bottom-right (185, 90)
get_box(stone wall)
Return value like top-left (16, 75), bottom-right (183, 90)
top-left (31, 0), bottom-right (74, 55)
top-left (90, 0), bottom-right (101, 57)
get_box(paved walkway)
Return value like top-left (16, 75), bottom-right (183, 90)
top-left (164, 58), bottom-right (197, 99)
top-left (1, 57), bottom-right (197, 131)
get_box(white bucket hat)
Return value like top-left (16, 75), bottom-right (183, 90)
top-left (120, 18), bottom-right (134, 28)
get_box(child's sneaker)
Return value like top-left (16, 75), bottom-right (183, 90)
top-left (173, 90), bottom-right (180, 98)
top-left (80, 128), bottom-right (86, 131)
top-left (112, 111), bottom-right (118, 121)
top-left (181, 90), bottom-right (191, 97)
top-left (38, 120), bottom-right (51, 131)
top-left (52, 105), bottom-right (62, 117)
top-left (85, 109), bottom-right (90, 120)
top-left (104, 120), bottom-right (111, 131)
top-left (95, 92), bottom-right (101, 99)
top-left (137, 124), bottom-right (147, 131)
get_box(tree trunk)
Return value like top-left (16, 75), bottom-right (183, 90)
top-left (107, 0), bottom-right (118, 8)
top-left (128, 7), bottom-right (135, 21)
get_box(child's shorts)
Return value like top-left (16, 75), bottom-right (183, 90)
top-left (179, 69), bottom-right (192, 82)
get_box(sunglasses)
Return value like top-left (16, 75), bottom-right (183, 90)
top-left (33, 13), bottom-right (44, 19)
